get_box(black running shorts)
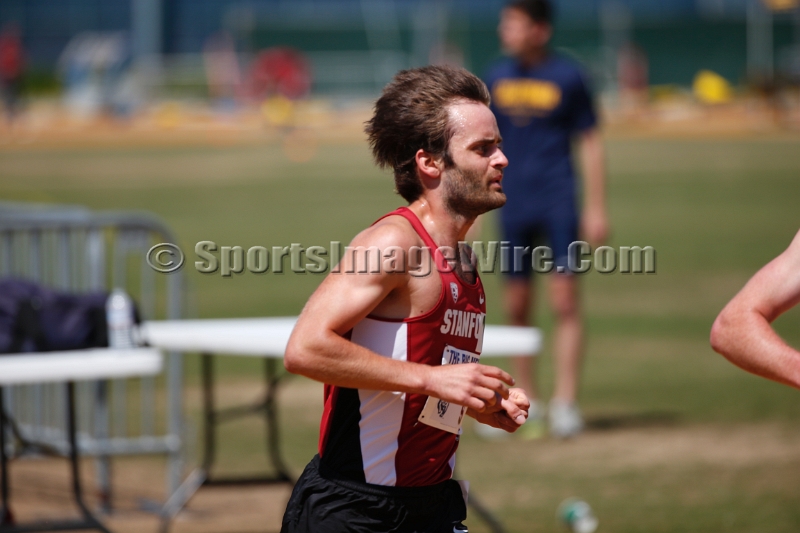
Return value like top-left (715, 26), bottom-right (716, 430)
top-left (281, 455), bottom-right (468, 533)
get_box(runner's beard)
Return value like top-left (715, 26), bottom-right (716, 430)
top-left (443, 164), bottom-right (506, 219)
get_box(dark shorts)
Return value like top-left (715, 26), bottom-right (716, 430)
top-left (281, 455), bottom-right (468, 533)
top-left (501, 211), bottom-right (579, 278)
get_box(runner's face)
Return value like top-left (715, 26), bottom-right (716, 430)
top-left (442, 101), bottom-right (508, 219)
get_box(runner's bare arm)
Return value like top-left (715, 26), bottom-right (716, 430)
top-left (711, 229), bottom-right (800, 390)
top-left (284, 222), bottom-right (515, 411)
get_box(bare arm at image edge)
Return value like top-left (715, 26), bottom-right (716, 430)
top-left (711, 229), bottom-right (800, 390)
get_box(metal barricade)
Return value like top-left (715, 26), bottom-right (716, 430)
top-left (0, 201), bottom-right (185, 511)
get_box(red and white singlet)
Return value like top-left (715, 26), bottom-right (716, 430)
top-left (317, 207), bottom-right (486, 487)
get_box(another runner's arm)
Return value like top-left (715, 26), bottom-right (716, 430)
top-left (571, 70), bottom-right (608, 247)
top-left (711, 229), bottom-right (800, 390)
top-left (284, 222), bottom-right (515, 411)
top-left (578, 127), bottom-right (608, 247)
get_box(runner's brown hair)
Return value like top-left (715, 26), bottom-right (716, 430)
top-left (365, 65), bottom-right (491, 202)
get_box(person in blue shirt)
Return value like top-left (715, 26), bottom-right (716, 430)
top-left (482, 0), bottom-right (609, 438)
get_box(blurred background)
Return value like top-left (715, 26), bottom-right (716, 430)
top-left (4, 0), bottom-right (800, 127)
top-left (1, 0), bottom-right (800, 532)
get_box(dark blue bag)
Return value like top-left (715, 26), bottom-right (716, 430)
top-left (0, 279), bottom-right (111, 353)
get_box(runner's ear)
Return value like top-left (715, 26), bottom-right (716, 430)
top-left (415, 149), bottom-right (442, 181)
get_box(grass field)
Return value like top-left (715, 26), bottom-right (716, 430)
top-left (1, 129), bottom-right (800, 532)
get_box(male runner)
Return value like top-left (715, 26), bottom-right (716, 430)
top-left (711, 229), bottom-right (800, 390)
top-left (281, 65), bottom-right (530, 533)
top-left (483, 0), bottom-right (608, 438)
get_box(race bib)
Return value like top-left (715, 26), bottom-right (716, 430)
top-left (418, 346), bottom-right (481, 434)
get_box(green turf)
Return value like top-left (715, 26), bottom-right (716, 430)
top-left (1, 135), bottom-right (799, 532)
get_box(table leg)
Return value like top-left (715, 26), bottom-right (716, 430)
top-left (93, 381), bottom-right (112, 514)
top-left (66, 382), bottom-right (112, 533)
top-left (201, 354), bottom-right (215, 472)
top-left (263, 359), bottom-right (291, 483)
top-left (0, 388), bottom-right (13, 526)
top-left (198, 356), bottom-right (293, 486)
top-left (0, 384), bottom-right (112, 533)
top-left (159, 354), bottom-right (294, 533)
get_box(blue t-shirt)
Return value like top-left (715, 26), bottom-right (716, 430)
top-left (485, 53), bottom-right (597, 225)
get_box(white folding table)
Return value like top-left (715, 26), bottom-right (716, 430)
top-left (141, 317), bottom-right (542, 358)
top-left (140, 317), bottom-right (541, 533)
top-left (0, 348), bottom-right (163, 533)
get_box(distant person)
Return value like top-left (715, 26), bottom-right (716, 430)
top-left (617, 41), bottom-right (649, 116)
top-left (0, 22), bottom-right (23, 123)
top-left (711, 229), bottom-right (800, 390)
top-left (281, 65), bottom-right (529, 533)
top-left (203, 31), bottom-right (241, 109)
top-left (483, 0), bottom-right (609, 438)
